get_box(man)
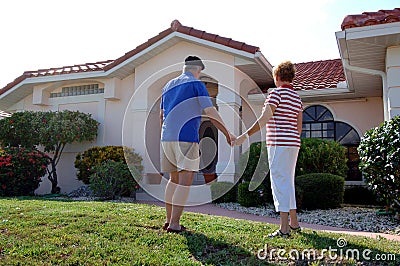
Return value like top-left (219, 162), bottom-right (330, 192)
top-left (160, 56), bottom-right (235, 233)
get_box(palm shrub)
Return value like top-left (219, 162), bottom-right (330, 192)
top-left (296, 138), bottom-right (348, 176)
top-left (295, 173), bottom-right (345, 210)
top-left (0, 147), bottom-right (50, 196)
top-left (75, 146), bottom-right (143, 184)
top-left (89, 160), bottom-right (140, 200)
top-left (358, 116), bottom-right (400, 209)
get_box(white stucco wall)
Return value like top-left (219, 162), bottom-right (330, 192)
top-left (304, 97), bottom-right (384, 136)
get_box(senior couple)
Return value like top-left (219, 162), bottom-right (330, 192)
top-left (160, 56), bottom-right (303, 238)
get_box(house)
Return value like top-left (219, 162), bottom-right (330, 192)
top-left (0, 8), bottom-right (399, 202)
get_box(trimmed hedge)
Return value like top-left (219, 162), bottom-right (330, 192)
top-left (210, 182), bottom-right (237, 203)
top-left (296, 138), bottom-right (348, 177)
top-left (295, 173), bottom-right (345, 210)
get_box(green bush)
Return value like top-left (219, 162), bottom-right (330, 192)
top-left (237, 181), bottom-right (268, 207)
top-left (296, 138), bottom-right (348, 177)
top-left (210, 182), bottom-right (237, 203)
top-left (89, 160), bottom-right (140, 200)
top-left (0, 147), bottom-right (50, 196)
top-left (343, 186), bottom-right (382, 206)
top-left (238, 142), bottom-right (273, 203)
top-left (75, 146), bottom-right (143, 184)
top-left (238, 141), bottom-right (269, 182)
top-left (295, 173), bottom-right (345, 210)
top-left (358, 116), bottom-right (400, 208)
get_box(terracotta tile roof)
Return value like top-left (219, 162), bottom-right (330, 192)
top-left (1, 20), bottom-right (259, 97)
top-left (293, 59), bottom-right (345, 90)
top-left (341, 8), bottom-right (400, 30)
top-left (258, 59), bottom-right (345, 93)
top-left (0, 60), bottom-right (114, 96)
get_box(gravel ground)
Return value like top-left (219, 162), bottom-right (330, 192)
top-left (217, 202), bottom-right (400, 235)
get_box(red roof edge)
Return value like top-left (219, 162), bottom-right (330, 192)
top-left (341, 8), bottom-right (400, 30)
top-left (1, 19), bottom-right (260, 96)
top-left (103, 19), bottom-right (260, 71)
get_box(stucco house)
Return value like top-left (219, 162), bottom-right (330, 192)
top-left (0, 8), bottom-right (399, 202)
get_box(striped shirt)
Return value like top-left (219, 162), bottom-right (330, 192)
top-left (264, 84), bottom-right (303, 147)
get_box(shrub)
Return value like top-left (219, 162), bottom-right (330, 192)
top-left (75, 146), bottom-right (143, 184)
top-left (0, 110), bottom-right (99, 194)
top-left (211, 182), bottom-right (237, 203)
top-left (296, 138), bottom-right (348, 177)
top-left (238, 141), bottom-right (273, 203)
top-left (89, 160), bottom-right (140, 200)
top-left (238, 141), bottom-right (269, 182)
top-left (0, 147), bottom-right (50, 196)
top-left (343, 186), bottom-right (382, 206)
top-left (295, 173), bottom-right (345, 210)
top-left (358, 116), bottom-right (400, 208)
top-left (237, 181), bottom-right (268, 207)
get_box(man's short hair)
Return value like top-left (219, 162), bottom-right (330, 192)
top-left (184, 56), bottom-right (205, 70)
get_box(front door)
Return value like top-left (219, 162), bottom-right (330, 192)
top-left (194, 121), bottom-right (218, 184)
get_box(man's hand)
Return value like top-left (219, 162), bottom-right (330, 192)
top-left (226, 132), bottom-right (236, 146)
top-left (234, 133), bottom-right (248, 146)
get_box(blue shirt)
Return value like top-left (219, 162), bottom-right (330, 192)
top-left (160, 72), bottom-right (213, 143)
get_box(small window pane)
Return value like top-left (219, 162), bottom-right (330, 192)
top-left (311, 123), bottom-right (322, 130)
top-left (303, 112), bottom-right (314, 122)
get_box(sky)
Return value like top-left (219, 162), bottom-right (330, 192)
top-left (0, 0), bottom-right (399, 89)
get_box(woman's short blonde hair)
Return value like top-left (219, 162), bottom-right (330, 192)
top-left (273, 61), bottom-right (296, 82)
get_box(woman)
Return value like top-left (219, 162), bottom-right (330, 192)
top-left (235, 61), bottom-right (303, 238)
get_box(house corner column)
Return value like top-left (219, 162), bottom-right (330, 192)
top-left (387, 46), bottom-right (400, 118)
top-left (216, 98), bottom-right (241, 183)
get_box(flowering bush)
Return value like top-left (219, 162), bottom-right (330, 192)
top-left (0, 147), bottom-right (50, 196)
top-left (89, 160), bottom-right (140, 200)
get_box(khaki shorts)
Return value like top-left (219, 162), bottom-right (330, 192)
top-left (161, 141), bottom-right (200, 173)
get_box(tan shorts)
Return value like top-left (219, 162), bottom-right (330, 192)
top-left (161, 141), bottom-right (200, 173)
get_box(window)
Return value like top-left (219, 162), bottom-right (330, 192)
top-left (50, 84), bottom-right (104, 98)
top-left (302, 105), bottom-right (362, 181)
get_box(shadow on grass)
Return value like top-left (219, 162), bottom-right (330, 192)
top-left (296, 231), bottom-right (399, 265)
top-left (182, 231), bottom-right (269, 266)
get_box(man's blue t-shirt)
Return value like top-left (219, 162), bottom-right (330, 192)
top-left (160, 72), bottom-right (213, 143)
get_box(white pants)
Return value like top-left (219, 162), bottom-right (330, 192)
top-left (267, 146), bottom-right (299, 212)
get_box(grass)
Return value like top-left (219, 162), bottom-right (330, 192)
top-left (0, 198), bottom-right (399, 265)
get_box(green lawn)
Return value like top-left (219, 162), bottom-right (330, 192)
top-left (0, 198), bottom-right (399, 265)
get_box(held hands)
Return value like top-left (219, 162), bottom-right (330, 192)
top-left (234, 133), bottom-right (248, 146)
top-left (226, 132), bottom-right (236, 146)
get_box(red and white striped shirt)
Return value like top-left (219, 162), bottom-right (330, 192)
top-left (264, 84), bottom-right (303, 147)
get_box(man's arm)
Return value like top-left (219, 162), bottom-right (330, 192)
top-left (203, 106), bottom-right (235, 145)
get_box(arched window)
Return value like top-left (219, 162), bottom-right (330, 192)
top-left (302, 105), bottom-right (362, 181)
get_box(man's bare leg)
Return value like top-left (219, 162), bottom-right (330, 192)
top-left (168, 170), bottom-right (194, 230)
top-left (165, 172), bottom-right (179, 225)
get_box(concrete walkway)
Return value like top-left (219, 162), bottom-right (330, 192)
top-left (137, 200), bottom-right (400, 242)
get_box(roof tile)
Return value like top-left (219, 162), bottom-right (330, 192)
top-left (341, 8), bottom-right (400, 30)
